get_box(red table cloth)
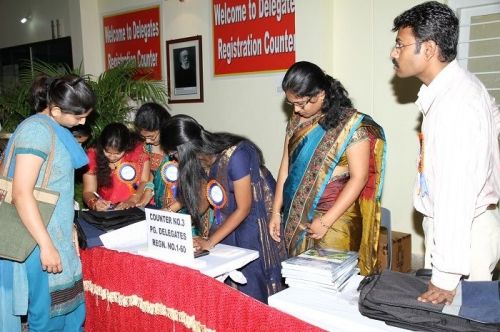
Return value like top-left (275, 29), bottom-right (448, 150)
top-left (81, 247), bottom-right (323, 331)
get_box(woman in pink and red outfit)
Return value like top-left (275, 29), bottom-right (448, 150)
top-left (83, 123), bottom-right (151, 211)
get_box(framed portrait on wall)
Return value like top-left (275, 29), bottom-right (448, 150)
top-left (166, 35), bottom-right (203, 103)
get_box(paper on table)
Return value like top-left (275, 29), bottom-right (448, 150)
top-left (99, 220), bottom-right (148, 252)
top-left (137, 244), bottom-right (258, 278)
top-left (193, 244), bottom-right (259, 277)
top-left (99, 221), bottom-right (259, 279)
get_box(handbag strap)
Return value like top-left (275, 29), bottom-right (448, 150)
top-left (1, 118), bottom-right (56, 188)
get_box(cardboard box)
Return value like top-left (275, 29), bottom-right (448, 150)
top-left (378, 229), bottom-right (412, 272)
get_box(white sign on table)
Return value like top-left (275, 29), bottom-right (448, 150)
top-left (99, 208), bottom-right (260, 279)
top-left (142, 208), bottom-right (195, 267)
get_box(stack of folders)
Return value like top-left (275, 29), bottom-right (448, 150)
top-left (281, 248), bottom-right (360, 293)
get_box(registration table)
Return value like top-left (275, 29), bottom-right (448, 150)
top-left (268, 275), bottom-right (406, 332)
top-left (81, 247), bottom-right (322, 332)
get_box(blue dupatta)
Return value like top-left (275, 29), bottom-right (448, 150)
top-left (283, 113), bottom-right (364, 253)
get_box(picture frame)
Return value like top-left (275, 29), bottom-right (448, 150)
top-left (166, 35), bottom-right (203, 103)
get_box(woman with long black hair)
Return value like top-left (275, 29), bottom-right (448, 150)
top-left (160, 115), bottom-right (285, 303)
top-left (269, 61), bottom-right (386, 276)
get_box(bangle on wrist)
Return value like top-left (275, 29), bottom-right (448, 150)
top-left (319, 216), bottom-right (330, 229)
top-left (271, 210), bottom-right (281, 216)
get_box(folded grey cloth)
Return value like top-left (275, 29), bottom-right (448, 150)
top-left (443, 280), bottom-right (500, 324)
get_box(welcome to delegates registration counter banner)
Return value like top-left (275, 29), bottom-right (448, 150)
top-left (103, 6), bottom-right (162, 80)
top-left (213, 0), bottom-right (295, 75)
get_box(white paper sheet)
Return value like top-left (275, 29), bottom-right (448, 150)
top-left (196, 244), bottom-right (259, 277)
top-left (99, 220), bottom-right (148, 252)
top-left (99, 221), bottom-right (259, 278)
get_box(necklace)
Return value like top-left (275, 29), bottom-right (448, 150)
top-left (109, 159), bottom-right (122, 170)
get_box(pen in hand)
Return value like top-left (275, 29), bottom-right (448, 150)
top-left (92, 192), bottom-right (114, 210)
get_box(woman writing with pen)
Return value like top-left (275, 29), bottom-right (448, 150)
top-left (82, 123), bottom-right (151, 210)
top-left (90, 191), bottom-right (114, 210)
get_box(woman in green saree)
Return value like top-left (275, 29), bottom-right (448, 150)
top-left (269, 61), bottom-right (386, 275)
top-left (134, 102), bottom-right (182, 212)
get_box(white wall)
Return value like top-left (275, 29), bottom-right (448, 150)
top-left (331, 0), bottom-right (430, 259)
top-left (1, 0), bottom-right (440, 259)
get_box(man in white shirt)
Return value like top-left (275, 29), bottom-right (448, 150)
top-left (390, 1), bottom-right (500, 305)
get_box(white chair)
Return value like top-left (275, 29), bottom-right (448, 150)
top-left (381, 207), bottom-right (392, 270)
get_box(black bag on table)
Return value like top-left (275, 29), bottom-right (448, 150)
top-left (358, 270), bottom-right (500, 332)
top-left (79, 207), bottom-right (146, 231)
top-left (74, 208), bottom-right (146, 249)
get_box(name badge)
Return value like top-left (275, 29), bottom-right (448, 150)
top-left (161, 161), bottom-right (178, 183)
top-left (206, 179), bottom-right (227, 225)
top-left (119, 163), bottom-right (137, 182)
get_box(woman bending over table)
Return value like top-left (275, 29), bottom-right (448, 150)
top-left (161, 115), bottom-right (286, 303)
top-left (83, 122), bottom-right (151, 211)
top-left (134, 102), bottom-right (181, 211)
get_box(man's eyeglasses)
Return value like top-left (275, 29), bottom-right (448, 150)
top-left (393, 41), bottom-right (418, 51)
top-left (285, 96), bottom-right (313, 109)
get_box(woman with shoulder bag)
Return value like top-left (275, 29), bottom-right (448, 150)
top-left (0, 75), bottom-right (96, 331)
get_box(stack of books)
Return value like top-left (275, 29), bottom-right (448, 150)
top-left (281, 248), bottom-right (359, 293)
